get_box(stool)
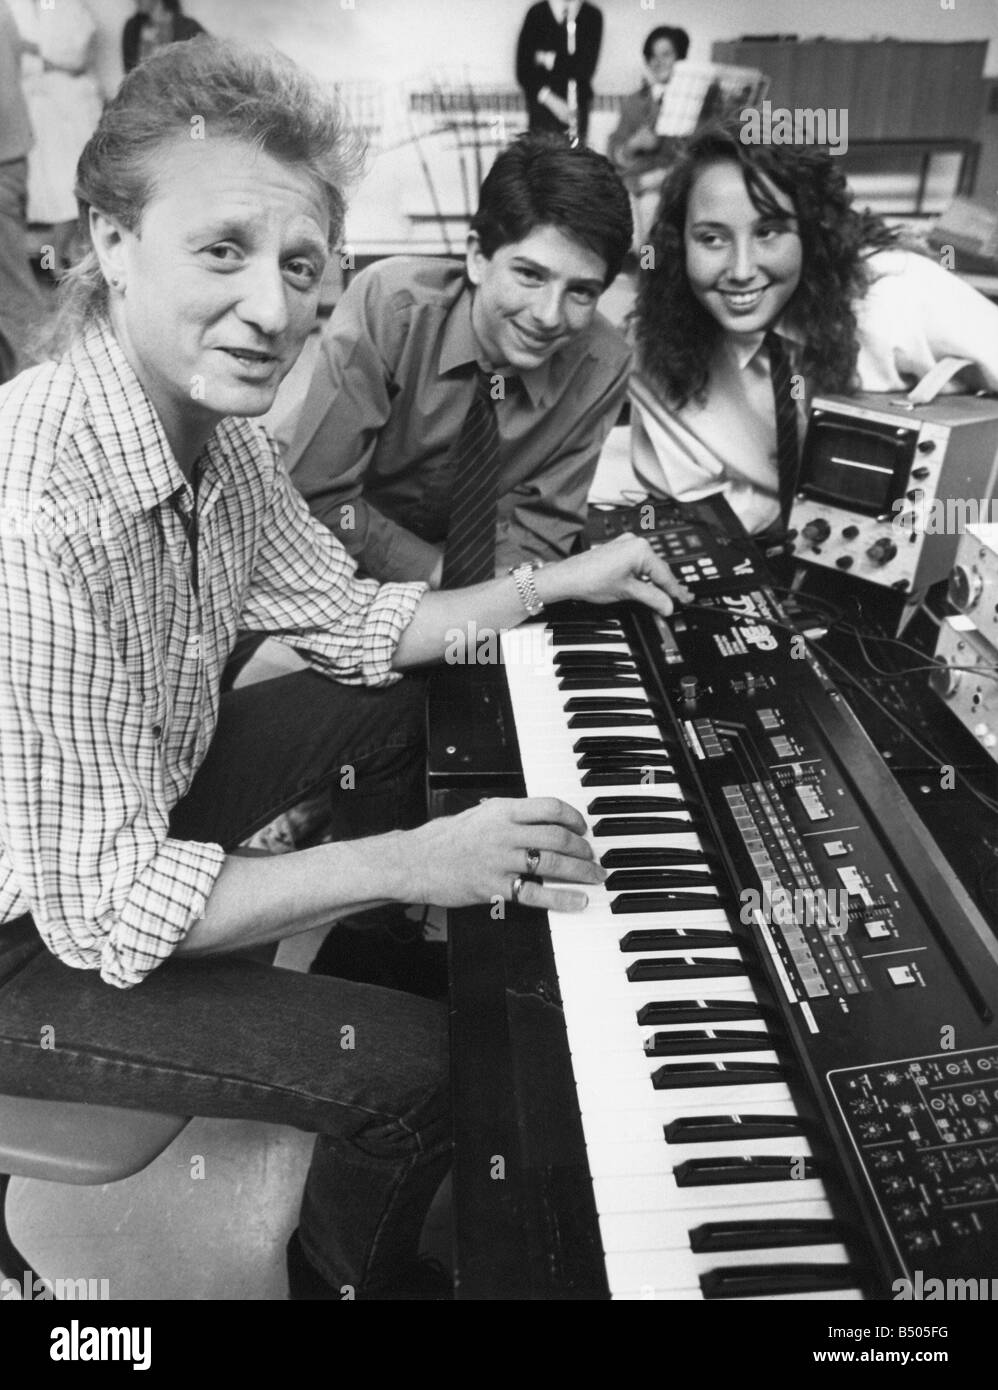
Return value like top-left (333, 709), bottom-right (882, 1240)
top-left (0, 1094), bottom-right (189, 1294)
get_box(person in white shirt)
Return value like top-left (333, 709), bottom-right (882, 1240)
top-left (628, 119), bottom-right (998, 536)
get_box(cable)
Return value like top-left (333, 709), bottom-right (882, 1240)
top-left (678, 594), bottom-right (998, 815)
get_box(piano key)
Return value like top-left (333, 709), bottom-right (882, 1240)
top-left (592, 1173), bottom-right (831, 1215)
top-left (558, 674), bottom-right (643, 689)
top-left (653, 1060), bottom-right (786, 1089)
top-left (608, 889), bottom-right (728, 911)
top-left (572, 1102), bottom-right (805, 1154)
top-left (689, 1218), bottom-right (848, 1252)
top-left (606, 1244), bottom-right (855, 1296)
top-left (636, 1000), bottom-right (769, 1024)
top-left (664, 1113), bottom-right (805, 1143)
top-left (700, 1263), bottom-right (863, 1299)
top-left (627, 957), bottom-right (749, 982)
top-left (586, 1134), bottom-right (814, 1178)
top-left (644, 1029), bottom-right (776, 1056)
top-left (583, 768), bottom-right (680, 786)
top-left (597, 820), bottom-right (706, 839)
top-left (573, 736), bottom-right (667, 753)
top-left (673, 1156), bottom-right (817, 1186)
top-left (563, 696), bottom-right (653, 711)
top-left (606, 869), bottom-right (715, 890)
top-left (602, 847), bottom-right (714, 868)
top-left (619, 929), bottom-right (736, 952)
top-left (569, 712), bottom-right (658, 728)
top-left (598, 1197), bottom-right (841, 1253)
top-left (588, 796), bottom-right (691, 814)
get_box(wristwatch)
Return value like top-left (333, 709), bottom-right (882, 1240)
top-left (509, 560), bottom-right (545, 618)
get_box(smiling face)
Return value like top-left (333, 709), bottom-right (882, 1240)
top-left (646, 37), bottom-right (678, 84)
top-left (684, 159), bottom-right (803, 338)
top-left (465, 224), bottom-right (607, 373)
top-left (91, 134), bottom-right (329, 469)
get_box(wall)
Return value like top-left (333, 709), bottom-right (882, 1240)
top-left (89, 0), bottom-right (998, 96)
top-left (80, 0), bottom-right (998, 248)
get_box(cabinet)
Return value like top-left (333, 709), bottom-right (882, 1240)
top-left (711, 40), bottom-right (987, 140)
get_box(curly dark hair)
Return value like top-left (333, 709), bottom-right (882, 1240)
top-left (634, 119), bottom-right (898, 409)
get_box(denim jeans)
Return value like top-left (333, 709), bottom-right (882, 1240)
top-left (0, 669), bottom-right (450, 1296)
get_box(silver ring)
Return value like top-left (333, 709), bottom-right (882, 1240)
top-left (510, 875), bottom-right (525, 905)
top-left (525, 847), bottom-right (541, 876)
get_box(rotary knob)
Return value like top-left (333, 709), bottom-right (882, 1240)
top-left (866, 537), bottom-right (898, 566)
top-left (948, 564), bottom-right (983, 613)
top-left (801, 518), bottom-right (831, 545)
top-left (929, 662), bottom-right (961, 699)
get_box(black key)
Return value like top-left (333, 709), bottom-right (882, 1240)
top-left (574, 736), bottom-right (664, 753)
top-left (606, 870), bottom-right (713, 891)
top-left (569, 712), bottom-right (657, 728)
top-left (559, 674), bottom-right (642, 690)
top-left (550, 622), bottom-right (623, 636)
top-left (596, 819), bottom-right (698, 839)
top-left (563, 696), bottom-right (651, 711)
top-left (611, 889), bottom-right (724, 911)
top-left (582, 769), bottom-right (678, 787)
top-left (628, 957), bottom-right (747, 982)
top-left (550, 631), bottom-right (624, 646)
top-left (664, 1114), bottom-right (803, 1143)
top-left (652, 1060), bottom-right (784, 1089)
top-left (577, 752), bottom-right (674, 769)
top-left (674, 1156), bottom-right (816, 1187)
top-left (620, 928), bottom-right (733, 952)
top-left (555, 649), bottom-right (636, 665)
top-left (700, 1264), bottom-right (860, 1299)
top-left (644, 1028), bottom-right (773, 1056)
top-left (588, 796), bottom-right (689, 814)
top-left (602, 848), bottom-right (709, 868)
top-left (638, 1000), bottom-right (767, 1026)
top-left (689, 1219), bottom-right (847, 1253)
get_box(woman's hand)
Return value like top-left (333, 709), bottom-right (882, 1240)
top-left (537, 533), bottom-right (693, 619)
top-left (396, 797), bottom-right (604, 914)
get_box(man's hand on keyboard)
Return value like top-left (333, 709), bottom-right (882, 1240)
top-left (538, 534), bottom-right (693, 618)
top-left (399, 795), bottom-right (605, 913)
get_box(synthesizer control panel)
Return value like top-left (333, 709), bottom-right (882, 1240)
top-left (626, 586), bottom-right (998, 1285)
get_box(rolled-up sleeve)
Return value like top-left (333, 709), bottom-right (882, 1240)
top-left (0, 533), bottom-right (226, 988)
top-left (240, 462), bottom-right (427, 685)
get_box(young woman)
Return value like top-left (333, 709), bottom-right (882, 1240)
top-left (629, 119), bottom-right (998, 536)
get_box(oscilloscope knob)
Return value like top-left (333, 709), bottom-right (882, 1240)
top-left (801, 518), bottom-right (831, 545)
top-left (948, 563), bottom-right (983, 613)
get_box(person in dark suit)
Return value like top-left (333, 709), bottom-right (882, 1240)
top-left (122, 0), bottom-right (204, 74)
top-left (516, 0), bottom-right (602, 144)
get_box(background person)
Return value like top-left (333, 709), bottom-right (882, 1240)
top-left (0, 0), bottom-right (48, 376)
top-left (516, 0), bottom-right (602, 144)
top-left (11, 0), bottom-right (102, 271)
top-left (608, 25), bottom-right (722, 249)
top-left (122, 0), bottom-right (205, 73)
